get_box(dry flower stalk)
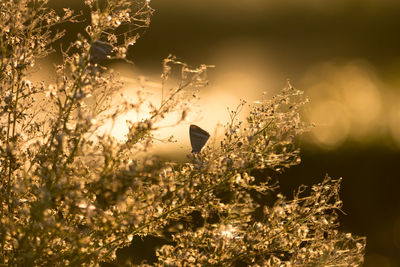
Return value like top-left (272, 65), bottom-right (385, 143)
top-left (0, 0), bottom-right (365, 266)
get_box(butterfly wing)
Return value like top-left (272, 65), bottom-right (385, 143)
top-left (189, 124), bottom-right (210, 153)
top-left (89, 40), bottom-right (113, 64)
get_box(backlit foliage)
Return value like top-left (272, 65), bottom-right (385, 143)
top-left (0, 0), bottom-right (365, 266)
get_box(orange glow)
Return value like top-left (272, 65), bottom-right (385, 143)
top-left (33, 55), bottom-right (400, 153)
top-left (307, 101), bottom-right (350, 148)
top-left (303, 61), bottom-right (386, 148)
top-left (95, 58), bottom-right (400, 154)
top-left (389, 99), bottom-right (400, 147)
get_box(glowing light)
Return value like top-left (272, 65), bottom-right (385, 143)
top-left (77, 202), bottom-right (96, 210)
top-left (339, 66), bottom-right (382, 139)
top-left (304, 61), bottom-right (383, 146)
top-left (220, 224), bottom-right (237, 239)
top-left (389, 100), bottom-right (400, 147)
top-left (308, 101), bottom-right (350, 148)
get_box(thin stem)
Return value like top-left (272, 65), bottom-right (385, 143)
top-left (151, 80), bottom-right (191, 120)
top-left (101, 167), bottom-right (238, 257)
top-left (11, 71), bottom-right (22, 138)
top-left (253, 119), bottom-right (274, 137)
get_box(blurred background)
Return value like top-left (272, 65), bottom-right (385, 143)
top-left (42, 0), bottom-right (400, 266)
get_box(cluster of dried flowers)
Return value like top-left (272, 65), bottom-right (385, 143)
top-left (0, 0), bottom-right (365, 266)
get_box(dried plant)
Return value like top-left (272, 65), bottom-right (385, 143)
top-left (0, 0), bottom-right (365, 266)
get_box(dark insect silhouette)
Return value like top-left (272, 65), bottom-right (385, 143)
top-left (189, 124), bottom-right (210, 153)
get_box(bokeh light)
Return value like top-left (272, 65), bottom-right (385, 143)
top-left (26, 0), bottom-right (400, 263)
top-left (388, 97), bottom-right (400, 148)
top-left (302, 61), bottom-right (385, 148)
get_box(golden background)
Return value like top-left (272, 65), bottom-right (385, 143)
top-left (38, 1), bottom-right (400, 266)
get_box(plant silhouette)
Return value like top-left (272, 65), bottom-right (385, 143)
top-left (0, 0), bottom-right (365, 266)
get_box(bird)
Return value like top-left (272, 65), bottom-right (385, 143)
top-left (189, 124), bottom-right (210, 153)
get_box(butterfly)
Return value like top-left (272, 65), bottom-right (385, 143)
top-left (189, 124), bottom-right (210, 153)
top-left (89, 40), bottom-right (113, 64)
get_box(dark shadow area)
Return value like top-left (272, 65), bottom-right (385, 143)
top-left (278, 144), bottom-right (400, 266)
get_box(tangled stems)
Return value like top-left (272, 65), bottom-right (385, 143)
top-left (0, 1), bottom-right (366, 266)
